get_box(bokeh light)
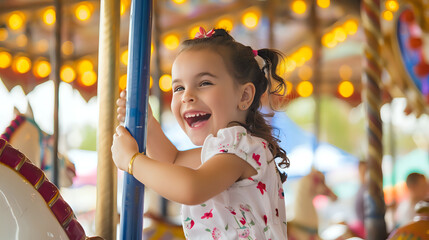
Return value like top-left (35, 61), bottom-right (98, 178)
top-left (338, 80), bottom-right (354, 98)
top-left (0, 51), bottom-right (12, 69)
top-left (60, 65), bottom-right (76, 83)
top-left (339, 64), bottom-right (353, 80)
top-left (13, 56), bottom-right (31, 74)
top-left (242, 11), bottom-right (259, 29)
top-left (216, 18), bottom-right (233, 31)
top-left (317, 0), bottom-right (330, 9)
top-left (297, 81), bottom-right (313, 97)
top-left (16, 34), bottom-right (28, 47)
top-left (385, 0), bottom-right (399, 12)
top-left (62, 41), bottom-right (74, 55)
top-left (285, 81), bottom-right (293, 95)
top-left (80, 70), bottom-right (97, 86)
top-left (77, 59), bottom-right (93, 75)
top-left (119, 74), bottom-right (127, 90)
top-left (343, 19), bottom-right (358, 35)
top-left (159, 74), bottom-right (172, 92)
top-left (75, 2), bottom-right (92, 22)
top-left (163, 34), bottom-right (180, 50)
top-left (298, 65), bottom-right (313, 81)
top-left (42, 8), bottom-right (56, 26)
top-left (291, 0), bottom-right (307, 15)
top-left (322, 32), bottom-right (336, 48)
top-left (172, 0), bottom-right (187, 4)
top-left (8, 11), bottom-right (25, 31)
top-left (121, 50), bottom-right (128, 65)
top-left (333, 27), bottom-right (347, 42)
top-left (0, 28), bottom-right (9, 41)
top-left (383, 10), bottom-right (393, 21)
top-left (33, 59), bottom-right (51, 78)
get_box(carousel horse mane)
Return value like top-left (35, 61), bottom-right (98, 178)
top-left (0, 138), bottom-right (86, 240)
top-left (1, 110), bottom-right (76, 187)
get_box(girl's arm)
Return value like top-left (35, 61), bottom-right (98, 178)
top-left (116, 90), bottom-right (201, 169)
top-left (112, 126), bottom-right (256, 205)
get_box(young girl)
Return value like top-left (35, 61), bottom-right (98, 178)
top-left (112, 28), bottom-right (289, 239)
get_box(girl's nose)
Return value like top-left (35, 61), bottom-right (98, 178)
top-left (182, 91), bottom-right (195, 103)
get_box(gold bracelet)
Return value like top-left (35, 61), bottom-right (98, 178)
top-left (128, 152), bottom-right (140, 175)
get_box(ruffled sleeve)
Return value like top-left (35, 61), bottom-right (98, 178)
top-left (201, 126), bottom-right (272, 180)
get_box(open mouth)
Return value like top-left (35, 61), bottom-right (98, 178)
top-left (184, 112), bottom-right (211, 128)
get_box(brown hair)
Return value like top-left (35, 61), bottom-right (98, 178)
top-left (180, 28), bottom-right (289, 181)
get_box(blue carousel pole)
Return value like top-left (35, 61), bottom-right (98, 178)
top-left (120, 0), bottom-right (153, 239)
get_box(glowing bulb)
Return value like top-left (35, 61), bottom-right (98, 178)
top-left (42, 8), bottom-right (56, 26)
top-left (80, 70), bottom-right (97, 86)
top-left (159, 74), bottom-right (172, 92)
top-left (216, 18), bottom-right (233, 31)
top-left (163, 34), bottom-right (180, 50)
top-left (383, 10), bottom-right (393, 21)
top-left (339, 64), bottom-right (353, 80)
top-left (34, 60), bottom-right (51, 78)
top-left (343, 19), bottom-right (358, 35)
top-left (121, 50), bottom-right (128, 65)
top-left (242, 11), bottom-right (259, 29)
top-left (75, 2), bottom-right (92, 21)
top-left (77, 59), bottom-right (93, 75)
top-left (291, 0), bottom-right (307, 15)
top-left (322, 32), bottom-right (337, 48)
top-left (119, 74), bottom-right (127, 90)
top-left (298, 65), bottom-right (313, 81)
top-left (8, 12), bottom-right (25, 31)
top-left (338, 80), bottom-right (354, 98)
top-left (297, 81), bottom-right (313, 97)
top-left (285, 81), bottom-right (293, 95)
top-left (150, 76), bottom-right (153, 89)
top-left (60, 65), bottom-right (76, 83)
top-left (172, 0), bottom-right (186, 4)
top-left (0, 51), bottom-right (12, 68)
top-left (333, 27), bottom-right (347, 42)
top-left (285, 59), bottom-right (297, 72)
top-left (299, 46), bottom-right (313, 61)
top-left (0, 28), bottom-right (9, 41)
top-left (317, 0), bottom-right (330, 9)
top-left (16, 34), bottom-right (28, 47)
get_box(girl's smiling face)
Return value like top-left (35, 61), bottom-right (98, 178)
top-left (171, 49), bottom-right (248, 146)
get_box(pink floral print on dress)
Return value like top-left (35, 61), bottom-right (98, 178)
top-left (212, 227), bottom-right (221, 240)
top-left (257, 181), bottom-right (267, 195)
top-left (201, 209), bottom-right (214, 219)
top-left (252, 153), bottom-right (261, 166)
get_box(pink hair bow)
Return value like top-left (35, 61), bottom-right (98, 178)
top-left (194, 27), bottom-right (215, 39)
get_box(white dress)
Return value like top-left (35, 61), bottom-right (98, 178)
top-left (181, 126), bottom-right (287, 240)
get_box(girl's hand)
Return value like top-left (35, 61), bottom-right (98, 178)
top-left (111, 125), bottom-right (139, 172)
top-left (116, 90), bottom-right (153, 123)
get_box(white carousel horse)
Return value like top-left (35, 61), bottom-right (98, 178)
top-left (0, 138), bottom-right (86, 240)
top-left (1, 106), bottom-right (75, 187)
top-left (287, 169), bottom-right (344, 240)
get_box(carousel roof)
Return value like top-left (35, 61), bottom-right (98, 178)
top-left (0, 0), bottom-right (427, 114)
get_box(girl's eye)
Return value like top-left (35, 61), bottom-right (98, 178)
top-left (173, 86), bottom-right (184, 93)
top-left (200, 81), bottom-right (213, 87)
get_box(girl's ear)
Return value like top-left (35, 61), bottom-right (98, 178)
top-left (238, 83), bottom-right (255, 110)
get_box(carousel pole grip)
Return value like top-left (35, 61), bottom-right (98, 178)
top-left (120, 0), bottom-right (153, 239)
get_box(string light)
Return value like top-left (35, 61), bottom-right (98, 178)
top-left (13, 56), bottom-right (31, 74)
top-left (119, 74), bottom-right (127, 90)
top-left (77, 59), bottom-right (93, 75)
top-left (385, 0), bottom-right (399, 12)
top-left (343, 19), bottom-right (358, 35)
top-left (285, 81), bottom-right (293, 95)
top-left (242, 11), bottom-right (259, 29)
top-left (216, 18), bottom-right (233, 31)
top-left (42, 8), bottom-right (56, 26)
top-left (33, 59), bottom-right (51, 78)
top-left (317, 0), bottom-right (330, 9)
top-left (291, 0), bottom-right (307, 15)
top-left (75, 2), bottom-right (92, 22)
top-left (62, 41), bottom-right (74, 55)
top-left (121, 50), bottom-right (128, 65)
top-left (8, 11), bottom-right (25, 31)
top-left (0, 28), bottom-right (8, 41)
top-left (383, 10), bottom-right (393, 21)
top-left (163, 34), bottom-right (180, 50)
top-left (80, 70), bottom-right (97, 86)
top-left (172, 0), bottom-right (186, 4)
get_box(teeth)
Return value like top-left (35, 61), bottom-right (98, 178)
top-left (185, 112), bottom-right (206, 118)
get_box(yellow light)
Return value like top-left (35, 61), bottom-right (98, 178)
top-left (322, 32), bottom-right (337, 48)
top-left (75, 2), bottom-right (92, 21)
top-left (276, 60), bottom-right (286, 77)
top-left (297, 81), bottom-right (313, 97)
top-left (0, 52), bottom-right (12, 69)
top-left (189, 26), bottom-right (201, 38)
top-left (77, 59), bottom-right (93, 75)
top-left (121, 50), bottom-right (128, 65)
top-left (60, 65), bottom-right (76, 83)
top-left (216, 18), bottom-right (233, 31)
top-left (80, 70), bottom-right (97, 86)
top-left (150, 76), bottom-right (153, 89)
top-left (33, 60), bottom-right (51, 78)
top-left (291, 0), bottom-right (307, 15)
top-left (163, 34), bottom-right (180, 50)
top-left (13, 56), bottom-right (31, 74)
top-left (159, 74), bottom-right (172, 92)
top-left (382, 10), bottom-right (393, 21)
top-left (385, 0), bottom-right (399, 12)
top-left (317, 0), bottom-right (330, 8)
top-left (292, 52), bottom-right (306, 67)
top-left (343, 19), bottom-right (358, 35)
top-left (0, 28), bottom-right (8, 41)
top-left (339, 64), bottom-right (353, 80)
top-left (42, 8), bottom-right (56, 26)
top-left (242, 11), bottom-right (259, 29)
top-left (338, 80), bottom-right (354, 98)
top-left (16, 34), bottom-right (28, 47)
top-left (333, 27), bottom-right (347, 42)
top-left (298, 65), bottom-right (313, 81)
top-left (285, 81), bottom-right (293, 95)
top-left (62, 41), bottom-right (74, 55)
top-left (119, 74), bottom-right (127, 90)
top-left (299, 46), bottom-right (313, 61)
top-left (151, 44), bottom-right (154, 55)
top-left (8, 12), bottom-right (25, 31)
top-left (172, 0), bottom-right (187, 4)
top-left (285, 59), bottom-right (297, 72)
